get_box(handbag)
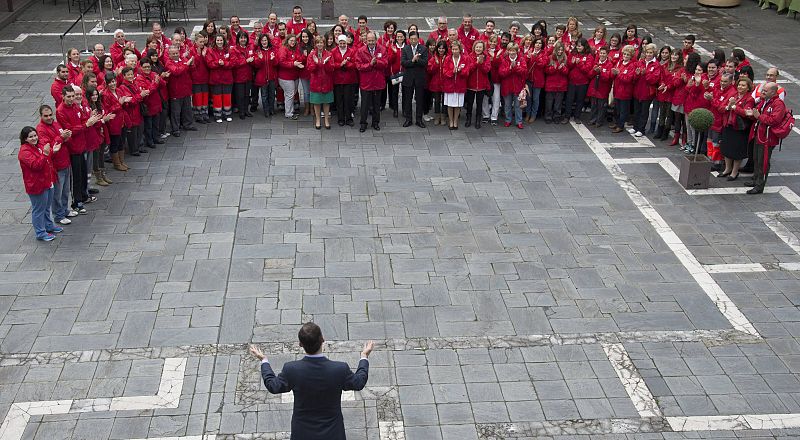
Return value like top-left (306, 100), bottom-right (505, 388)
top-left (390, 72), bottom-right (404, 85)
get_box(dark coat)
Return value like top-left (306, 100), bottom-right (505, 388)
top-left (400, 43), bottom-right (429, 87)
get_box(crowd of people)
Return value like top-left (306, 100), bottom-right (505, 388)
top-left (17, 8), bottom-right (791, 241)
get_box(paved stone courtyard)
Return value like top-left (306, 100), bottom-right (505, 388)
top-left (2, 0), bottom-right (800, 438)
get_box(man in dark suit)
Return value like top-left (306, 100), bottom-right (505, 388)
top-left (400, 31), bottom-right (428, 128)
top-left (249, 322), bottom-right (374, 440)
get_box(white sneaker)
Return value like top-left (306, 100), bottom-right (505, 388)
top-left (66, 210), bottom-right (79, 218)
top-left (216, 119), bottom-right (223, 123)
top-left (634, 131), bottom-right (643, 137)
top-left (226, 117), bottom-right (233, 122)
top-left (423, 114), bottom-right (433, 122)
top-left (627, 128), bottom-right (636, 134)
top-left (160, 133), bottom-right (170, 139)
top-left (58, 218), bottom-right (71, 225)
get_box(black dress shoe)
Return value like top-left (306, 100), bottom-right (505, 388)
top-left (747, 187), bottom-right (763, 194)
top-left (88, 188), bottom-right (99, 194)
top-left (130, 151), bottom-right (140, 157)
top-left (416, 121), bottom-right (426, 128)
top-left (347, 120), bottom-right (355, 127)
top-left (338, 121), bottom-right (345, 126)
top-left (240, 114), bottom-right (246, 120)
top-left (154, 139), bottom-right (165, 144)
top-left (393, 110), bottom-right (398, 117)
top-left (359, 125), bottom-right (367, 133)
top-left (146, 144), bottom-right (156, 149)
top-left (183, 126), bottom-right (198, 131)
top-left (245, 112), bottom-right (253, 117)
top-left (718, 171), bottom-right (731, 178)
top-left (465, 118), bottom-right (471, 127)
top-left (373, 124), bottom-right (380, 131)
top-left (172, 132), bottom-right (181, 137)
top-left (403, 120), bottom-right (412, 127)
top-left (727, 174), bottom-right (739, 181)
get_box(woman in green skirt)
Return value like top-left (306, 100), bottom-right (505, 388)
top-left (308, 35), bottom-right (335, 129)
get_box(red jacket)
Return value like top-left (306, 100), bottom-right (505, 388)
top-left (684, 73), bottom-right (710, 114)
top-left (84, 110), bottom-right (104, 152)
top-left (118, 78), bottom-right (144, 127)
top-left (568, 52), bottom-right (595, 86)
top-left (655, 62), bottom-right (673, 102)
top-left (253, 46), bottom-right (279, 86)
top-left (298, 47), bottom-right (312, 80)
top-left (442, 54), bottom-right (472, 94)
top-left (355, 44), bottom-right (388, 91)
top-left (457, 26), bottom-right (480, 53)
top-left (51, 78), bottom-right (71, 106)
top-left (331, 47), bottom-right (358, 85)
top-left (544, 58), bottom-right (569, 93)
top-left (670, 68), bottom-right (688, 107)
top-left (110, 41), bottom-right (136, 65)
top-left (386, 43), bottom-right (403, 76)
top-left (588, 38), bottom-right (607, 54)
top-left (135, 71), bottom-right (163, 117)
top-left (55, 101), bottom-right (87, 154)
top-left (307, 50), bottom-right (334, 93)
top-left (67, 62), bottom-right (81, 85)
top-left (633, 58), bottom-right (661, 101)
top-left (526, 50), bottom-right (547, 89)
top-left (285, 19), bottom-right (307, 37)
top-left (608, 47), bottom-right (621, 65)
top-left (205, 46), bottom-right (236, 85)
top-left (587, 57), bottom-right (614, 99)
top-left (750, 96), bottom-right (787, 147)
top-left (36, 120), bottom-right (71, 171)
top-left (467, 52), bottom-right (491, 91)
top-left (100, 88), bottom-right (125, 136)
top-left (19, 142), bottom-right (57, 195)
top-left (723, 93), bottom-right (755, 129)
top-left (489, 48), bottom-right (504, 84)
top-left (165, 56), bottom-right (193, 98)
top-left (428, 28), bottom-right (448, 42)
top-left (710, 84), bottom-right (736, 132)
top-left (190, 46), bottom-right (210, 84)
top-left (427, 53), bottom-right (446, 93)
top-left (278, 45), bottom-right (304, 81)
top-left (499, 54), bottom-right (527, 96)
top-left (612, 59), bottom-right (637, 100)
top-left (231, 45), bottom-right (254, 83)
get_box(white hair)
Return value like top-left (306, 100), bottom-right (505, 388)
top-left (114, 29), bottom-right (124, 37)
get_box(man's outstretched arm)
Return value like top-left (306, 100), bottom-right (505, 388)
top-left (250, 344), bottom-right (292, 394)
top-left (343, 341), bottom-right (374, 391)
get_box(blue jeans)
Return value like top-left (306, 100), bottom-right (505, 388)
top-left (503, 94), bottom-right (522, 124)
top-left (525, 83), bottom-right (541, 118)
top-left (29, 187), bottom-right (56, 239)
top-left (299, 78), bottom-right (310, 105)
top-left (616, 99), bottom-right (631, 128)
top-left (52, 167), bottom-right (71, 221)
top-left (260, 80), bottom-right (276, 115)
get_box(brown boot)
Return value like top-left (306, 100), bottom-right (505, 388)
top-left (113, 152), bottom-right (128, 171)
top-left (94, 170), bottom-right (109, 186)
top-left (100, 169), bottom-right (113, 184)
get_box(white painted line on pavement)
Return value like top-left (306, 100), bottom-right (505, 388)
top-left (602, 342), bottom-right (662, 418)
top-left (574, 122), bottom-right (759, 336)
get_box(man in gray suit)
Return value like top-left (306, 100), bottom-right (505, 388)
top-left (249, 323), bottom-right (374, 440)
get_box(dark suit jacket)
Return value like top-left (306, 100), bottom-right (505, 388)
top-left (261, 356), bottom-right (369, 440)
top-left (400, 44), bottom-right (429, 87)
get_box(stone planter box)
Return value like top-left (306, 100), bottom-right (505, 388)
top-left (679, 155), bottom-right (712, 189)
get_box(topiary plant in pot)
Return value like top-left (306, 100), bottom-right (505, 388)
top-left (679, 108), bottom-right (715, 189)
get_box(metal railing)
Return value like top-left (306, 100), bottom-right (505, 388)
top-left (59, 0), bottom-right (107, 63)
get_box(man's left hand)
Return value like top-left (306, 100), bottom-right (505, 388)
top-left (249, 344), bottom-right (266, 361)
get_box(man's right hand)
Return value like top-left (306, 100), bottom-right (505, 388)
top-left (360, 341), bottom-right (375, 358)
top-left (249, 344), bottom-right (266, 361)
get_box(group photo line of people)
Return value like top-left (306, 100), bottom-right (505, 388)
top-left (18, 6), bottom-right (791, 241)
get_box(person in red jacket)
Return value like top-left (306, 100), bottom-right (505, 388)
top-left (307, 35), bottom-right (335, 129)
top-left (383, 30), bottom-right (405, 118)
top-left (429, 17), bottom-right (448, 42)
top-left (206, 34), bottom-right (238, 122)
top-left (564, 39), bottom-right (594, 124)
top-left (332, 35), bottom-right (358, 127)
top-left (286, 5), bottom-right (307, 37)
top-left (667, 53), bottom-right (688, 146)
top-left (544, 42), bottom-right (569, 124)
top-left (524, 38), bottom-right (546, 123)
top-left (588, 46), bottom-right (614, 127)
top-left (499, 42), bottom-right (527, 128)
top-left (442, 40), bottom-right (471, 130)
top-left (457, 14), bottom-right (480, 53)
top-left (631, 43), bottom-right (661, 137)
top-left (277, 34), bottom-right (304, 120)
top-left (653, 47), bottom-right (676, 139)
top-left (136, 58), bottom-right (164, 149)
top-left (111, 29), bottom-right (137, 65)
top-left (232, 32), bottom-right (255, 120)
top-left (66, 48), bottom-right (82, 86)
top-left (36, 105), bottom-right (75, 224)
top-left (427, 40), bottom-right (448, 127)
top-left (253, 34), bottom-right (279, 117)
top-left (190, 31), bottom-right (211, 124)
top-left (51, 65), bottom-right (72, 106)
top-left (100, 73), bottom-right (128, 172)
top-left (709, 73), bottom-right (736, 164)
top-left (118, 66), bottom-right (147, 159)
top-left (465, 40), bottom-right (491, 129)
top-left (719, 76), bottom-right (755, 180)
top-left (682, 54), bottom-right (707, 152)
top-left (166, 45), bottom-right (197, 135)
top-left (610, 45), bottom-right (637, 133)
top-left (483, 34), bottom-right (504, 125)
top-left (57, 87), bottom-right (100, 212)
top-left (356, 31), bottom-right (388, 132)
top-left (745, 82), bottom-right (786, 194)
top-left (18, 126), bottom-right (61, 241)
top-left (588, 25), bottom-right (607, 54)
top-left (84, 86), bottom-right (114, 189)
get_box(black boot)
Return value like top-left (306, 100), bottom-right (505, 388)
top-left (465, 112), bottom-right (472, 127)
top-left (474, 113), bottom-right (481, 129)
top-left (654, 125), bottom-right (664, 140)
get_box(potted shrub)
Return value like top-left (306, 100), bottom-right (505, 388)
top-left (679, 108), bottom-right (715, 189)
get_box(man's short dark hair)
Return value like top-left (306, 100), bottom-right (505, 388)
top-left (57, 64), bottom-right (67, 73)
top-left (732, 48), bottom-right (746, 62)
top-left (408, 31), bottom-right (418, 39)
top-left (39, 104), bottom-right (52, 115)
top-left (61, 86), bottom-right (74, 96)
top-left (685, 34), bottom-right (696, 44)
top-left (358, 15), bottom-right (368, 22)
top-left (298, 322), bottom-right (323, 354)
top-left (293, 5), bottom-right (302, 11)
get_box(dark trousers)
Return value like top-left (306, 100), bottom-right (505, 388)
top-left (402, 82), bottom-right (425, 122)
top-left (464, 89), bottom-right (485, 117)
top-left (431, 92), bottom-right (443, 114)
top-left (616, 99), bottom-right (632, 128)
top-left (233, 81), bottom-right (251, 115)
top-left (589, 97), bottom-right (607, 124)
top-left (109, 134), bottom-right (123, 154)
top-left (564, 84), bottom-right (589, 120)
top-left (545, 91), bottom-right (565, 122)
top-left (158, 102), bottom-right (168, 134)
top-left (249, 81), bottom-right (260, 109)
top-left (170, 96), bottom-right (193, 131)
top-left (360, 89), bottom-right (381, 127)
top-left (335, 83), bottom-right (356, 124)
top-left (673, 111), bottom-right (684, 135)
top-left (744, 139), bottom-right (755, 171)
top-left (125, 124), bottom-right (142, 154)
top-left (259, 81), bottom-right (276, 115)
top-left (143, 115), bottom-right (158, 147)
top-left (383, 79), bottom-right (400, 111)
top-left (70, 153), bottom-right (86, 208)
top-left (633, 99), bottom-right (653, 133)
top-left (753, 142), bottom-right (774, 191)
